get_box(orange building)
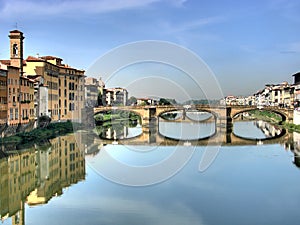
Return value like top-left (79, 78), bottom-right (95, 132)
top-left (0, 30), bottom-right (35, 127)
top-left (0, 68), bottom-right (7, 124)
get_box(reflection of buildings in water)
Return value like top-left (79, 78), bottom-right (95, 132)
top-left (0, 148), bottom-right (36, 225)
top-left (104, 126), bottom-right (129, 140)
top-left (290, 132), bottom-right (300, 168)
top-left (0, 133), bottom-right (86, 224)
top-left (27, 134), bottom-right (85, 206)
top-left (254, 120), bottom-right (282, 137)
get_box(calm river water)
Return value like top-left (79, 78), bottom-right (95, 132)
top-left (1, 119), bottom-right (300, 225)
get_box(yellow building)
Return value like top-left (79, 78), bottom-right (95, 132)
top-left (24, 56), bottom-right (85, 122)
top-left (0, 30), bottom-right (85, 124)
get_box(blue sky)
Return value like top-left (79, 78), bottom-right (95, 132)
top-left (1, 0), bottom-right (300, 100)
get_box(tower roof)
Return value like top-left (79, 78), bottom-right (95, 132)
top-left (10, 29), bottom-right (23, 34)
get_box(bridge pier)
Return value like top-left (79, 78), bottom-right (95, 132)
top-left (141, 120), bottom-right (158, 144)
top-left (141, 107), bottom-right (158, 128)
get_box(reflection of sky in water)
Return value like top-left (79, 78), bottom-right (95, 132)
top-left (91, 145), bottom-right (179, 167)
top-left (186, 112), bottom-right (212, 121)
top-left (22, 144), bottom-right (300, 225)
top-left (159, 121), bottom-right (215, 140)
top-left (126, 125), bottom-right (142, 138)
top-left (234, 121), bottom-right (269, 139)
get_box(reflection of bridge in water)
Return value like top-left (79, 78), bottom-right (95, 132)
top-left (87, 122), bottom-right (288, 148)
top-left (90, 105), bottom-right (293, 147)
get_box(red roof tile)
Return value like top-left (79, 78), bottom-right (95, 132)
top-left (0, 60), bottom-right (11, 65)
top-left (26, 56), bottom-right (45, 62)
top-left (41, 56), bottom-right (62, 60)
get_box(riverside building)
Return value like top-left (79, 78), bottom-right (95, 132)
top-left (0, 29), bottom-right (86, 137)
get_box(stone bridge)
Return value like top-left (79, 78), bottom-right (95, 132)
top-left (88, 105), bottom-right (294, 147)
top-left (93, 105), bottom-right (294, 129)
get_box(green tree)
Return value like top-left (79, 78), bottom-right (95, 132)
top-left (128, 96), bottom-right (137, 106)
top-left (159, 98), bottom-right (176, 105)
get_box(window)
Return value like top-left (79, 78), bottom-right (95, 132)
top-left (10, 108), bottom-right (13, 120)
top-left (15, 108), bottom-right (18, 120)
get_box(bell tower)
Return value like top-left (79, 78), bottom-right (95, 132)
top-left (9, 30), bottom-right (24, 75)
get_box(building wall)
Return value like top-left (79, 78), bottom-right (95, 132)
top-left (24, 58), bottom-right (85, 122)
top-left (20, 77), bottom-right (35, 124)
top-left (58, 66), bottom-right (85, 122)
top-left (0, 70), bottom-right (7, 124)
top-left (38, 86), bottom-right (48, 117)
top-left (7, 66), bottom-right (21, 126)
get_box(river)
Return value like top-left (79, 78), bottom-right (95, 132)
top-left (1, 117), bottom-right (300, 225)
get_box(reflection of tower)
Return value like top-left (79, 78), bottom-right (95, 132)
top-left (11, 201), bottom-right (24, 225)
top-left (9, 30), bottom-right (24, 75)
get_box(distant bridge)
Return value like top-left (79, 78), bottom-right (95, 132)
top-left (90, 105), bottom-right (294, 146)
top-left (94, 105), bottom-right (294, 128)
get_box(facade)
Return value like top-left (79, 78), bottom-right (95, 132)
top-left (293, 72), bottom-right (300, 108)
top-left (24, 56), bottom-right (60, 120)
top-left (268, 82), bottom-right (294, 107)
top-left (24, 55), bottom-right (85, 122)
top-left (1, 65), bottom-right (35, 126)
top-left (105, 87), bottom-right (128, 106)
top-left (0, 30), bottom-right (86, 128)
top-left (0, 69), bottom-right (7, 124)
top-left (136, 98), bottom-right (156, 106)
top-left (85, 77), bottom-right (99, 107)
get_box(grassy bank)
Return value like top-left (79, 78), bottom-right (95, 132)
top-left (248, 110), bottom-right (282, 123)
top-left (248, 109), bottom-right (300, 133)
top-left (94, 110), bottom-right (140, 125)
top-left (0, 121), bottom-right (82, 145)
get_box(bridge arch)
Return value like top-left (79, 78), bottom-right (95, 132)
top-left (157, 108), bottom-right (219, 122)
top-left (231, 108), bottom-right (287, 123)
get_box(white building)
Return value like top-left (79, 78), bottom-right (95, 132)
top-left (105, 87), bottom-right (128, 106)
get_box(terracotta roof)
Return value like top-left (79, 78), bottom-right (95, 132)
top-left (0, 59), bottom-right (27, 66)
top-left (26, 56), bottom-right (45, 62)
top-left (41, 56), bottom-right (62, 60)
top-left (10, 29), bottom-right (23, 34)
top-left (0, 60), bottom-right (11, 65)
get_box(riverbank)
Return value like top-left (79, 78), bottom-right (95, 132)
top-left (0, 121), bottom-right (83, 146)
top-left (94, 110), bottom-right (141, 126)
top-left (247, 110), bottom-right (300, 133)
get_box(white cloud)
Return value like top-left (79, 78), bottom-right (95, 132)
top-left (0, 0), bottom-right (186, 18)
top-left (162, 16), bottom-right (225, 34)
top-left (62, 195), bottom-right (206, 225)
top-left (279, 41), bottom-right (300, 54)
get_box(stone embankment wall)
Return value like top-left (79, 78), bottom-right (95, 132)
top-left (0, 120), bottom-right (36, 137)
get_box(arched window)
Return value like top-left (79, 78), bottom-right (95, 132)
top-left (13, 44), bottom-right (18, 56)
